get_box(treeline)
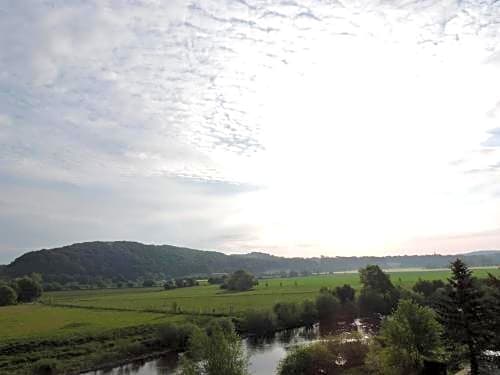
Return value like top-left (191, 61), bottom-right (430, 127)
top-left (3, 241), bottom-right (500, 283)
top-left (163, 278), bottom-right (199, 290)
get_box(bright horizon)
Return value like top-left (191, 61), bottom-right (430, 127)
top-left (1, 1), bottom-right (500, 263)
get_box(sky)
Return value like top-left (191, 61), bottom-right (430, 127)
top-left (1, 0), bottom-right (500, 263)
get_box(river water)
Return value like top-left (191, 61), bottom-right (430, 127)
top-left (83, 319), bottom-right (377, 375)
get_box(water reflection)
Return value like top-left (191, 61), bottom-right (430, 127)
top-left (83, 319), bottom-right (378, 375)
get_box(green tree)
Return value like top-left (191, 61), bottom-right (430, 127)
top-left (335, 284), bottom-right (355, 303)
top-left (359, 265), bottom-right (394, 293)
top-left (0, 284), bottom-right (17, 306)
top-left (273, 302), bottom-right (301, 328)
top-left (436, 259), bottom-right (491, 375)
top-left (278, 337), bottom-right (368, 375)
top-left (242, 310), bottom-right (276, 336)
top-left (315, 292), bottom-right (340, 320)
top-left (300, 300), bottom-right (318, 326)
top-left (224, 270), bottom-right (257, 292)
top-left (367, 299), bottom-right (443, 375)
top-left (157, 323), bottom-right (196, 350)
top-left (358, 288), bottom-right (393, 316)
top-left (358, 265), bottom-right (399, 316)
top-left (15, 276), bottom-right (42, 302)
top-left (484, 273), bottom-right (500, 351)
top-left (412, 278), bottom-right (445, 298)
top-left (180, 319), bottom-right (248, 375)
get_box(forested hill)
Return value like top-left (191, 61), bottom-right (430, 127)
top-left (2, 241), bottom-right (500, 283)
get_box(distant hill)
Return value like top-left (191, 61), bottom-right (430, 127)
top-left (463, 250), bottom-right (500, 256)
top-left (2, 241), bottom-right (500, 284)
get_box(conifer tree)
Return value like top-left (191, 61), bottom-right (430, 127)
top-left (436, 259), bottom-right (490, 375)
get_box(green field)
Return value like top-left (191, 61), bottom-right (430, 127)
top-left (1, 268), bottom-right (499, 343)
top-left (0, 304), bottom-right (186, 342)
top-left (40, 268), bottom-right (500, 317)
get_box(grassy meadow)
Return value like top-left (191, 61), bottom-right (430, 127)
top-left (0, 304), bottom-right (187, 342)
top-left (37, 268), bottom-right (500, 317)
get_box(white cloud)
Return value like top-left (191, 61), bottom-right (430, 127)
top-left (1, 0), bottom-right (500, 260)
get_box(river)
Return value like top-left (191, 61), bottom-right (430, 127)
top-left (83, 319), bottom-right (377, 375)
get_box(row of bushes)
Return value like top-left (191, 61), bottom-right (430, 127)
top-left (41, 277), bottom-right (202, 291)
top-left (239, 286), bottom-right (359, 336)
top-left (163, 278), bottom-right (199, 290)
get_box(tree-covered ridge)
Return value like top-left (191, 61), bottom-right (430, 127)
top-left (2, 241), bottom-right (500, 283)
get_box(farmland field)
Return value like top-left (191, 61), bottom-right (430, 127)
top-left (37, 267), bottom-right (500, 317)
top-left (0, 304), bottom-right (186, 342)
top-left (0, 268), bottom-right (496, 343)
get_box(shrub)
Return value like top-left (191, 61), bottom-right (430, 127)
top-left (206, 317), bottom-right (235, 337)
top-left (207, 275), bottom-right (227, 285)
top-left (358, 288), bottom-right (397, 317)
top-left (412, 279), bottom-right (445, 297)
top-left (273, 302), bottom-right (301, 329)
top-left (315, 293), bottom-right (340, 320)
top-left (157, 323), bottom-right (197, 350)
top-left (15, 276), bottom-right (42, 302)
top-left (277, 339), bottom-right (368, 375)
top-left (242, 310), bottom-right (276, 335)
top-left (181, 318), bottom-right (248, 375)
top-left (224, 270), bottom-right (258, 292)
top-left (157, 324), bottom-right (181, 347)
top-left (300, 300), bottom-right (318, 326)
top-left (164, 280), bottom-right (176, 290)
top-left (0, 284), bottom-right (17, 306)
top-left (335, 284), bottom-right (356, 303)
top-left (31, 359), bottom-right (59, 375)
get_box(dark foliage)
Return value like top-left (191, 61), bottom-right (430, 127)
top-left (273, 302), bottom-right (301, 328)
top-left (358, 265), bottom-right (399, 317)
top-left (412, 278), bottom-right (445, 297)
top-left (300, 300), bottom-right (318, 326)
top-left (157, 323), bottom-right (197, 350)
top-left (42, 282), bottom-right (63, 291)
top-left (31, 359), bottom-right (60, 375)
top-left (277, 339), bottom-right (368, 375)
top-left (315, 292), bottom-right (340, 320)
top-left (223, 270), bottom-right (258, 291)
top-left (241, 310), bottom-right (276, 336)
top-left (0, 283), bottom-right (17, 306)
top-left (435, 259), bottom-right (492, 375)
top-left (335, 284), bottom-right (356, 303)
top-left (14, 276), bottom-right (42, 302)
top-left (207, 275), bottom-right (227, 285)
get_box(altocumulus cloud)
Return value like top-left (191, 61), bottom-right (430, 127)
top-left (1, 0), bottom-right (500, 261)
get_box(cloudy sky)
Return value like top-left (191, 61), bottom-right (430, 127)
top-left (1, 0), bottom-right (500, 263)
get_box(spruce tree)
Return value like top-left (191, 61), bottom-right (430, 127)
top-left (436, 259), bottom-right (490, 375)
